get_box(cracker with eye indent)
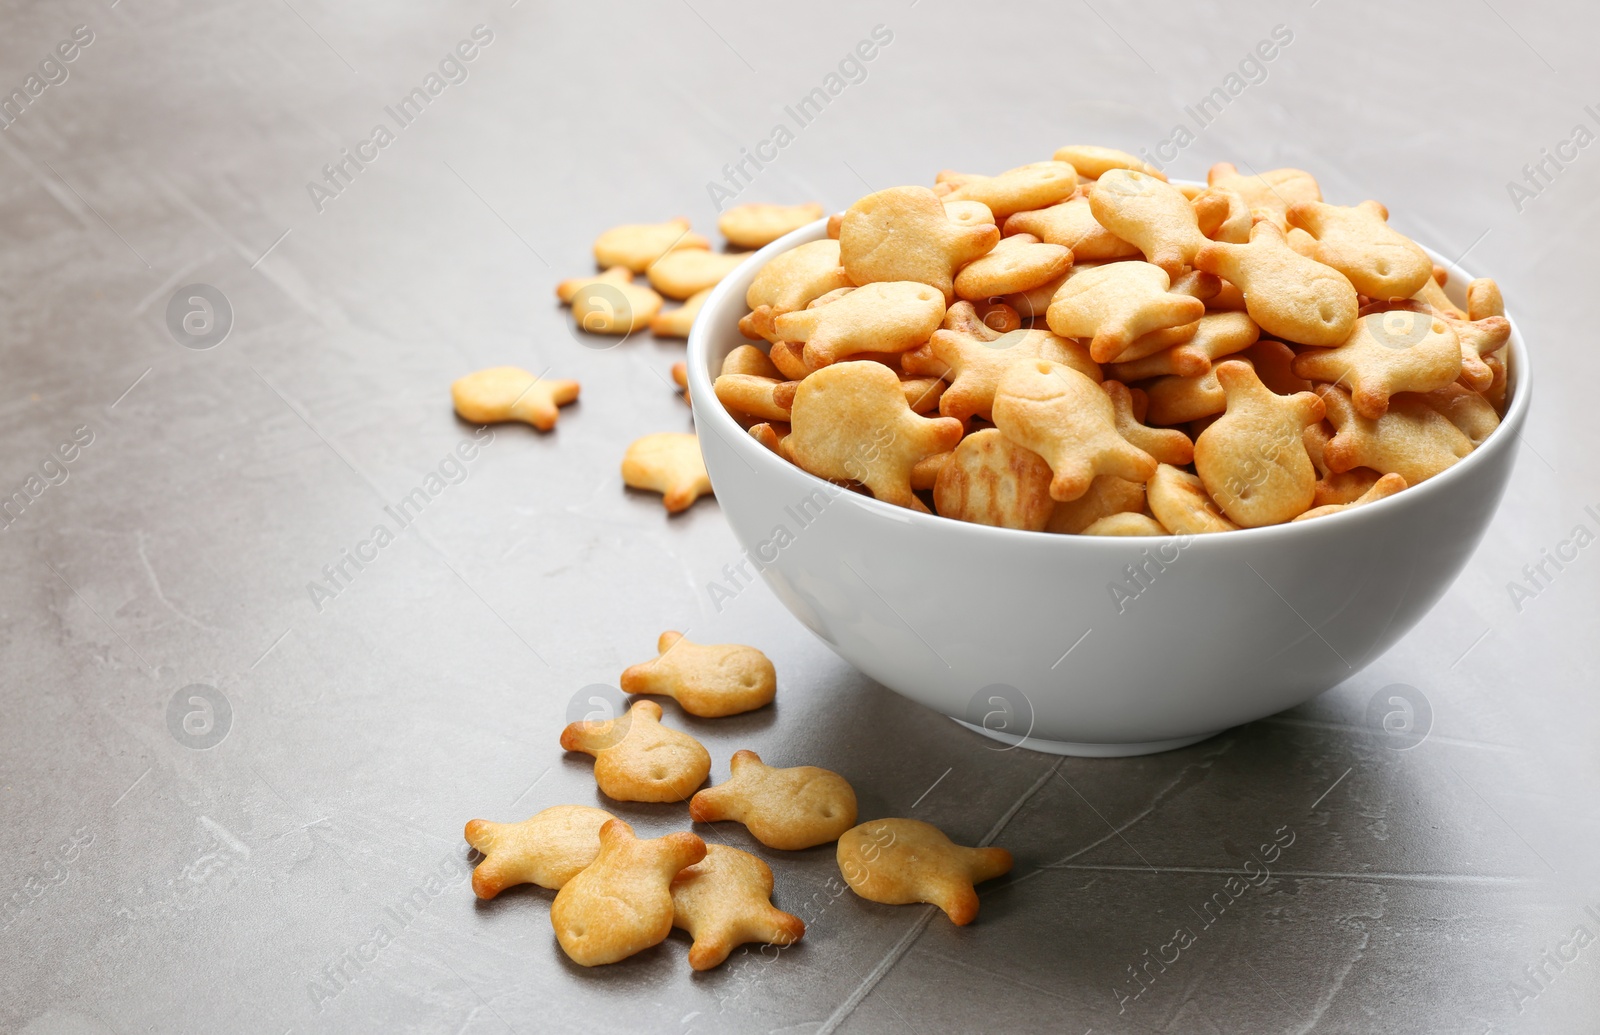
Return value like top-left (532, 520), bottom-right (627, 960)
top-left (1285, 199), bottom-right (1432, 300)
top-left (1045, 261), bottom-right (1207, 363)
top-left (1317, 384), bottom-right (1474, 484)
top-left (1003, 193), bottom-right (1142, 261)
top-left (651, 287), bottom-right (712, 338)
top-left (930, 326), bottom-right (1101, 423)
top-left (719, 202), bottom-right (825, 249)
top-left (1088, 170), bottom-right (1208, 278)
top-left (1102, 381), bottom-right (1193, 467)
top-left (463, 805), bottom-right (615, 898)
top-left (1206, 163), bottom-right (1322, 229)
top-left (1194, 187), bottom-right (1251, 244)
top-left (620, 631), bottom-right (776, 718)
top-left (839, 186), bottom-right (1001, 301)
top-left (932, 428), bottom-right (1056, 530)
top-left (939, 161), bottom-right (1079, 219)
top-left (943, 199), bottom-right (996, 229)
top-left (787, 361), bottom-right (964, 511)
top-left (746, 239), bottom-right (854, 312)
top-left (774, 281), bottom-right (946, 367)
top-left (690, 749), bottom-right (858, 850)
top-left (557, 266), bottom-right (665, 334)
top-left (714, 374), bottom-right (793, 424)
top-left (992, 359), bottom-right (1158, 502)
top-left (1052, 144), bottom-right (1166, 180)
top-left (671, 844), bottom-right (806, 971)
top-left (1147, 463), bottom-right (1238, 534)
top-left (1194, 218), bottom-right (1357, 347)
top-left (837, 818), bottom-right (1012, 926)
top-left (1082, 512), bottom-right (1170, 536)
top-left (594, 218), bottom-right (710, 272)
top-left (722, 343), bottom-right (784, 379)
top-left (1291, 310), bottom-right (1462, 418)
top-left (953, 233), bottom-right (1073, 301)
top-left (1194, 362), bottom-right (1325, 526)
top-left (550, 818), bottom-right (706, 967)
top-left (622, 432), bottom-right (713, 513)
top-left (452, 367), bottom-right (580, 431)
top-left (1107, 310), bottom-right (1260, 380)
top-left (1291, 472), bottom-right (1407, 522)
top-left (647, 249), bottom-right (747, 300)
top-left (560, 699), bottom-right (711, 803)
top-left (1046, 475), bottom-right (1146, 534)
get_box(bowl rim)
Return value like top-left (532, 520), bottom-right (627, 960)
top-left (687, 206), bottom-right (1531, 547)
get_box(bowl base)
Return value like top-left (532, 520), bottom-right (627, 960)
top-left (951, 718), bottom-right (1224, 757)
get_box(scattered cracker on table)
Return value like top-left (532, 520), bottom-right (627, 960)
top-left (719, 202), bottom-right (825, 249)
top-left (690, 749), bottom-right (858, 851)
top-left (651, 287), bottom-right (712, 338)
top-left (622, 432), bottom-right (713, 512)
top-left (557, 267), bottom-right (664, 334)
top-left (560, 699), bottom-right (711, 803)
top-left (837, 818), bottom-right (1012, 926)
top-left (550, 818), bottom-right (706, 966)
top-left (593, 218), bottom-right (709, 272)
top-left (452, 367), bottom-right (580, 431)
top-left (620, 631), bottom-right (776, 718)
top-left (463, 804), bottom-right (614, 897)
top-left (671, 843), bottom-right (806, 970)
top-left (647, 249), bottom-right (746, 300)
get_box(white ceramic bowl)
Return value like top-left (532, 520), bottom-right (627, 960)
top-left (687, 220), bottom-right (1529, 756)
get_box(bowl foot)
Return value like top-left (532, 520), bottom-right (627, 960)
top-left (950, 718), bottom-right (1225, 757)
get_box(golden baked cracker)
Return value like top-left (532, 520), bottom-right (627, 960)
top-left (745, 238), bottom-right (853, 312)
top-left (1082, 512), bottom-right (1170, 536)
top-left (911, 451), bottom-right (950, 490)
top-left (1052, 144), bottom-right (1166, 180)
top-left (775, 281), bottom-right (946, 367)
top-left (689, 749), bottom-right (858, 850)
top-left (648, 249), bottom-right (746, 300)
top-left (1147, 463), bottom-right (1238, 534)
top-left (550, 819), bottom-right (706, 966)
top-left (839, 186), bottom-right (1000, 300)
top-left (1292, 309), bottom-right (1462, 418)
top-left (557, 266), bottom-right (664, 334)
top-left (931, 326), bottom-right (1101, 423)
top-left (787, 361), bottom-right (964, 510)
top-left (651, 287), bottom-right (712, 338)
top-left (1242, 339), bottom-right (1312, 395)
top-left (671, 844), bottom-right (806, 970)
top-left (1088, 169), bottom-right (1208, 277)
top-left (774, 375), bottom-right (942, 415)
top-left (953, 233), bottom-right (1073, 302)
top-left (1144, 358), bottom-right (1246, 426)
top-left (992, 359), bottom-right (1158, 502)
top-left (1103, 380), bottom-right (1194, 466)
top-left (1285, 200), bottom-right (1432, 300)
top-left (1467, 277), bottom-right (1504, 321)
top-left (1195, 361), bottom-right (1325, 526)
top-left (593, 218), bottom-right (710, 272)
top-left (560, 699), bottom-right (711, 803)
top-left (932, 428), bottom-right (1056, 530)
top-left (769, 340), bottom-right (815, 381)
top-left (1443, 312), bottom-right (1511, 391)
top-left (1193, 218), bottom-right (1357, 347)
top-left (671, 361), bottom-right (689, 402)
top-left (1205, 163), bottom-right (1322, 228)
top-left (620, 631), bottom-right (776, 718)
top-left (1003, 193), bottom-right (1142, 261)
top-left (714, 374), bottom-right (793, 424)
top-left (739, 306), bottom-right (783, 345)
top-left (1107, 310), bottom-right (1260, 380)
top-left (837, 818), bottom-right (1012, 926)
top-left (749, 421), bottom-right (788, 455)
top-left (939, 161), bottom-right (1079, 218)
top-left (464, 805), bottom-right (615, 897)
top-left (452, 367), bottom-right (580, 431)
top-left (1317, 384), bottom-right (1474, 484)
top-left (1315, 469), bottom-right (1382, 507)
top-left (1421, 383), bottom-right (1500, 446)
top-left (622, 432), bottom-right (713, 513)
top-left (1108, 321), bottom-right (1201, 365)
top-left (1413, 267), bottom-right (1468, 319)
top-left (944, 199), bottom-right (997, 228)
top-left (1292, 472), bottom-right (1407, 522)
top-left (722, 343), bottom-right (783, 379)
top-left (719, 202), bottom-right (825, 249)
top-left (1045, 262), bottom-right (1207, 363)
top-left (826, 211), bottom-right (844, 239)
top-left (1046, 475), bottom-right (1146, 534)
top-left (1193, 186), bottom-right (1251, 244)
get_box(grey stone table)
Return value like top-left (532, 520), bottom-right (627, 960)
top-left (3, 1), bottom-right (1596, 1032)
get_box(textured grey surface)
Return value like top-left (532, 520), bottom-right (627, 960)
top-left (2, 1), bottom-right (1597, 1032)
